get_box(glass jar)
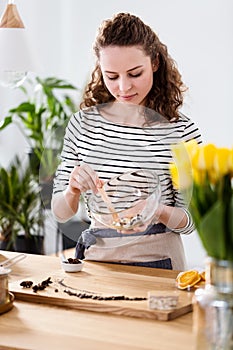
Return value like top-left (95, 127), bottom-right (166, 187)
top-left (0, 267), bottom-right (10, 305)
top-left (192, 257), bottom-right (233, 349)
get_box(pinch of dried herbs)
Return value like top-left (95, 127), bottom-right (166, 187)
top-left (20, 280), bottom-right (33, 288)
top-left (19, 277), bottom-right (53, 293)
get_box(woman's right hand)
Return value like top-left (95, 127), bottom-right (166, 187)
top-left (68, 164), bottom-right (102, 195)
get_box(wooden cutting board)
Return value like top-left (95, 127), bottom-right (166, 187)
top-left (3, 252), bottom-right (194, 321)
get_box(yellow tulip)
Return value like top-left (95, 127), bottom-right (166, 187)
top-left (169, 162), bottom-right (193, 190)
top-left (213, 148), bottom-right (231, 177)
top-left (192, 144), bottom-right (216, 171)
top-left (171, 140), bottom-right (199, 189)
top-left (169, 163), bottom-right (179, 189)
top-left (185, 139), bottom-right (199, 156)
top-left (229, 148), bottom-right (233, 175)
top-left (171, 139), bottom-right (198, 163)
top-left (193, 168), bottom-right (206, 185)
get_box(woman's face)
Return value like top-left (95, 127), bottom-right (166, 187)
top-left (99, 46), bottom-right (157, 105)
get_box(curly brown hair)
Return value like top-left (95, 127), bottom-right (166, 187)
top-left (80, 13), bottom-right (187, 122)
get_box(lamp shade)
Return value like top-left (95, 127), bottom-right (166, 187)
top-left (0, 2), bottom-right (38, 88)
top-left (0, 28), bottom-right (36, 71)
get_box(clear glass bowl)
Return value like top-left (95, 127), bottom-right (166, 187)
top-left (87, 170), bottom-right (161, 231)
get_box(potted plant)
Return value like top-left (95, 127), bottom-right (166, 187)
top-left (170, 141), bottom-right (233, 349)
top-left (0, 156), bottom-right (45, 253)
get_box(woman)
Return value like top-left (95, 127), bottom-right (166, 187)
top-left (51, 12), bottom-right (202, 270)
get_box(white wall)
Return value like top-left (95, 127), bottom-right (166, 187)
top-left (1, 0), bottom-right (232, 266)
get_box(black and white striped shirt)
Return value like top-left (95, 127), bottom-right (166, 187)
top-left (54, 106), bottom-right (201, 224)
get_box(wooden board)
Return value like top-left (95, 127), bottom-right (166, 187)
top-left (2, 252), bottom-right (194, 321)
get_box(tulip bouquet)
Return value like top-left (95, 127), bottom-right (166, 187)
top-left (170, 140), bottom-right (233, 261)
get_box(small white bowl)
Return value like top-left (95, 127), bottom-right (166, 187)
top-left (61, 259), bottom-right (84, 273)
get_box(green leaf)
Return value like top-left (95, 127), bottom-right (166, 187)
top-left (0, 116), bottom-right (13, 130)
top-left (229, 194), bottom-right (233, 246)
top-left (9, 102), bottom-right (36, 114)
top-left (199, 200), bottom-right (226, 260)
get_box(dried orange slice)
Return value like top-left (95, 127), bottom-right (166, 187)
top-left (193, 271), bottom-right (206, 289)
top-left (176, 270), bottom-right (201, 290)
top-left (199, 271), bottom-right (206, 281)
top-left (193, 280), bottom-right (205, 289)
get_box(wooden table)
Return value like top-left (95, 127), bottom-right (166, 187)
top-left (0, 251), bottom-right (196, 350)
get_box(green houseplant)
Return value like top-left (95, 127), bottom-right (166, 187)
top-left (0, 156), bottom-right (45, 253)
top-left (0, 75), bottom-right (79, 181)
